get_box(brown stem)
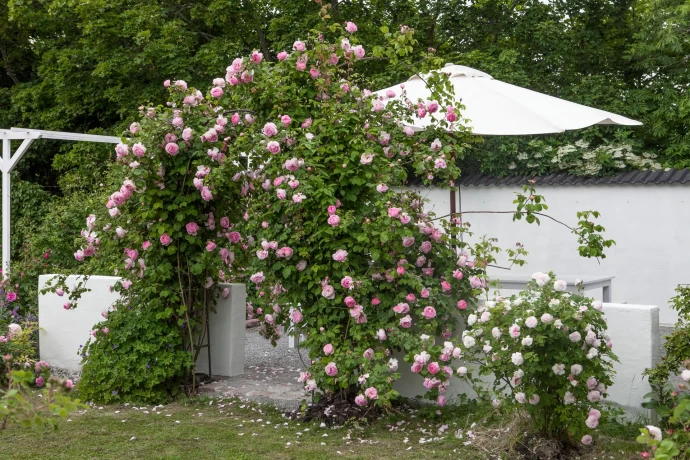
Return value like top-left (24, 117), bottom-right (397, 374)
top-left (0, 43), bottom-right (20, 85)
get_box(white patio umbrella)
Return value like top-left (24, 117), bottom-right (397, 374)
top-left (375, 64), bottom-right (642, 135)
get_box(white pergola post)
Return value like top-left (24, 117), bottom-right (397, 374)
top-left (0, 128), bottom-right (120, 278)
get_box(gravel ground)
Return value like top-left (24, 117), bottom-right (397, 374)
top-left (245, 328), bottom-right (310, 371)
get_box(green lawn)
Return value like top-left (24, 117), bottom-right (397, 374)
top-left (0, 396), bottom-right (642, 459)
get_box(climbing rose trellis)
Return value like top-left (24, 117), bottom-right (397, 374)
top-left (209, 17), bottom-right (487, 407)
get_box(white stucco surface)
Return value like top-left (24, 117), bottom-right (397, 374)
top-left (38, 275), bottom-right (245, 376)
top-left (414, 184), bottom-right (690, 325)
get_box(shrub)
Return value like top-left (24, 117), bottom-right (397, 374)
top-left (463, 272), bottom-right (617, 444)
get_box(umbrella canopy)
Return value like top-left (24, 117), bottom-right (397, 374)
top-left (375, 64), bottom-right (642, 135)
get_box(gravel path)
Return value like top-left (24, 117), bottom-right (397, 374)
top-left (245, 329), bottom-right (310, 371)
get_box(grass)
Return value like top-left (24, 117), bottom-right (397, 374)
top-left (0, 395), bottom-right (642, 459)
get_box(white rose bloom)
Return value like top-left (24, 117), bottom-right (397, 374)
top-left (521, 336), bottom-right (533, 347)
top-left (531, 272), bottom-right (550, 287)
top-left (646, 425), bottom-right (662, 441)
top-left (491, 327), bottom-right (501, 339)
top-left (420, 334), bottom-right (431, 341)
top-left (456, 366), bottom-right (468, 377)
top-left (553, 280), bottom-right (567, 291)
top-left (387, 358), bottom-right (399, 372)
top-left (554, 319), bottom-right (563, 329)
top-left (552, 363), bottom-right (566, 376)
top-left (511, 352), bottom-right (524, 366)
top-left (462, 335), bottom-right (476, 348)
top-left (467, 314), bottom-right (478, 326)
top-left (682, 369), bottom-right (690, 382)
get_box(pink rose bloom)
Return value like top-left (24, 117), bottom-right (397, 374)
top-left (453, 269), bottom-right (464, 280)
top-left (206, 241), bottom-right (217, 251)
top-left (293, 40), bottom-right (306, 52)
top-left (332, 249), bottom-right (348, 262)
top-left (441, 281), bottom-right (451, 291)
top-left (352, 45), bottom-right (365, 60)
top-left (344, 296), bottom-right (356, 307)
top-left (56, 288), bottom-right (64, 297)
top-left (35, 376), bottom-right (45, 388)
top-left (437, 395), bottom-right (446, 407)
top-left (290, 309), bottom-right (303, 323)
top-left (301, 118), bottom-right (312, 129)
top-left (210, 87), bottom-right (223, 98)
top-left (363, 348), bottom-right (374, 360)
top-left (411, 362), bottom-right (423, 373)
top-left (355, 395), bottom-right (367, 406)
top-left (581, 435), bottom-right (592, 446)
top-left (6, 292), bottom-right (16, 302)
top-left (387, 207), bottom-right (401, 218)
top-left (74, 249), bottom-right (85, 261)
top-left (249, 272), bottom-right (264, 283)
top-left (251, 50), bottom-right (263, 63)
top-left (323, 344), bottom-right (334, 355)
top-left (420, 288), bottom-right (430, 298)
top-left (364, 387), bottom-right (378, 400)
top-left (276, 189), bottom-right (286, 200)
top-left (142, 241), bottom-right (152, 250)
top-left (325, 362), bottom-right (338, 376)
top-left (280, 114), bottom-right (292, 126)
top-left (369, 297), bottom-right (380, 306)
top-left (399, 315), bottom-right (412, 328)
top-left (228, 232), bottom-right (241, 243)
top-left (165, 143), bottom-right (179, 155)
top-left (470, 275), bottom-right (483, 288)
top-left (263, 122), bottom-right (278, 137)
top-left (345, 21), bottom-right (357, 33)
top-left (420, 241), bottom-right (432, 253)
top-left (587, 390), bottom-right (601, 402)
top-left (327, 205), bottom-right (337, 215)
top-left (186, 222), bottom-right (199, 236)
top-left (426, 100), bottom-right (439, 113)
top-left (392, 303), bottom-right (409, 314)
top-left (422, 306), bottom-right (436, 319)
top-left (277, 51), bottom-right (288, 61)
top-left (427, 362), bottom-right (440, 374)
top-left (587, 376), bottom-right (598, 389)
top-left (130, 122), bottom-right (141, 133)
top-left (201, 186), bottom-right (213, 201)
top-left (160, 234), bottom-right (172, 246)
top-left (321, 285), bottom-right (335, 299)
top-left (405, 293), bottom-right (416, 302)
top-left (328, 215), bottom-right (340, 226)
top-left (132, 143), bottom-right (146, 157)
top-left (341, 276), bottom-right (353, 290)
top-left (266, 140), bottom-right (281, 154)
top-left (402, 236), bottom-right (415, 247)
top-left (509, 324), bottom-right (521, 338)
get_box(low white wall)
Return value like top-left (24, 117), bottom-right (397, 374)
top-left (394, 302), bottom-right (659, 416)
top-left (602, 302), bottom-right (659, 417)
top-left (38, 275), bottom-right (245, 376)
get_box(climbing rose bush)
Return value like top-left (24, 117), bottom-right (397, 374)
top-left (463, 273), bottom-right (617, 443)
top-left (61, 65), bottom-right (250, 403)
top-left (215, 15), bottom-right (487, 406)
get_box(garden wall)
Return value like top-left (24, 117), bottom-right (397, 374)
top-left (411, 182), bottom-right (690, 325)
top-left (38, 275), bottom-right (246, 376)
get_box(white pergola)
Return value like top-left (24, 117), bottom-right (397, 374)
top-left (0, 128), bottom-right (120, 278)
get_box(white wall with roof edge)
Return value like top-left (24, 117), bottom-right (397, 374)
top-left (411, 183), bottom-right (690, 325)
top-left (38, 274), bottom-right (245, 376)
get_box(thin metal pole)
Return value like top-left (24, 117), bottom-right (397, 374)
top-left (2, 138), bottom-right (10, 279)
top-left (206, 300), bottom-right (212, 377)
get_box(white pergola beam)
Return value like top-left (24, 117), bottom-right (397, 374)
top-left (8, 138), bottom-right (38, 173)
top-left (9, 127), bottom-right (120, 144)
top-left (0, 128), bottom-right (121, 277)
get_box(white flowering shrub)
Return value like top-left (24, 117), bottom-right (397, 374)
top-left (465, 272), bottom-right (617, 444)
